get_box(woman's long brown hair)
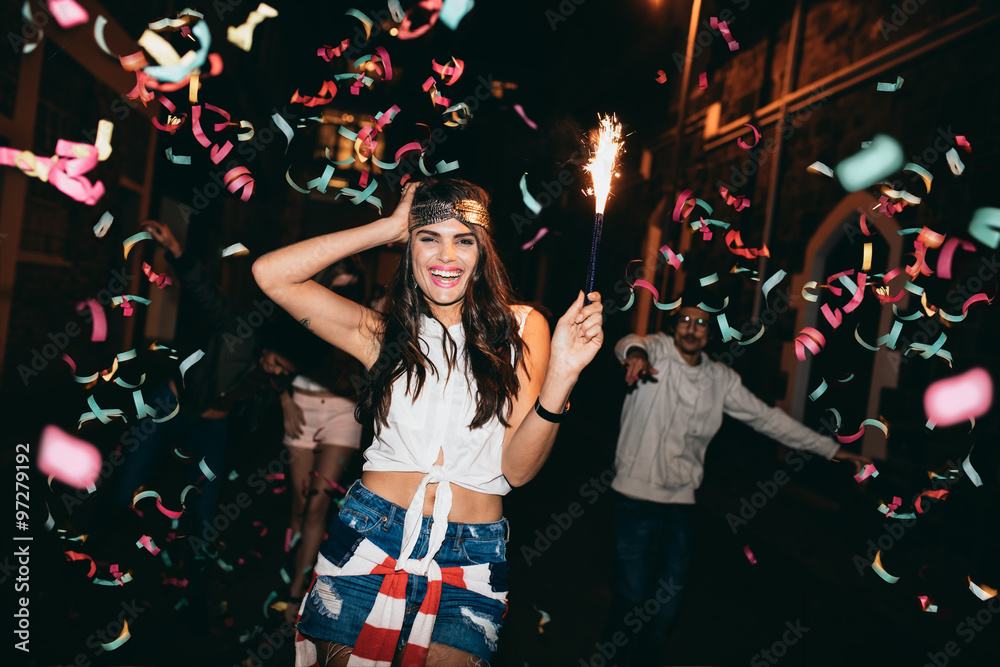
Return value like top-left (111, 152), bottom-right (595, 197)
top-left (356, 178), bottom-right (527, 431)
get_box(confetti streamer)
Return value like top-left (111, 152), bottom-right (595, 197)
top-left (807, 161), bottom-right (834, 177)
top-left (968, 577), bottom-right (997, 601)
top-left (227, 3), bottom-right (278, 52)
top-left (725, 230), bottom-right (769, 259)
top-left (537, 608), bottom-right (552, 634)
top-left (519, 174), bottom-right (543, 215)
top-left (914, 489), bottom-right (949, 514)
top-left (512, 103), bottom-right (538, 129)
top-left (736, 123), bottom-right (760, 150)
top-left (719, 185), bottom-right (751, 211)
top-left (761, 270), bottom-right (786, 308)
top-left (924, 368), bottom-right (992, 428)
top-left (794, 327), bottom-right (826, 361)
top-left (0, 120), bottom-right (113, 204)
top-left (808, 379), bottom-right (828, 402)
top-left (76, 299), bottom-right (108, 343)
top-left (876, 76), bottom-right (904, 92)
top-left (710, 17), bottom-right (740, 50)
top-left (221, 242), bottom-right (250, 258)
top-left (397, 0), bottom-right (442, 40)
top-left (179, 349), bottom-right (205, 387)
top-left (835, 134), bottom-right (904, 192)
top-left (123, 231), bottom-right (152, 259)
top-left (440, 0), bottom-right (475, 29)
top-left (520, 227), bottom-right (549, 251)
top-left (619, 279), bottom-right (682, 313)
top-left (938, 293), bottom-right (991, 323)
top-left (944, 148), bottom-right (965, 176)
top-left (48, 0), bottom-right (89, 29)
top-left (743, 545), bottom-right (757, 564)
top-left (65, 550), bottom-right (97, 577)
top-left (853, 461), bottom-right (879, 482)
top-left (198, 457), bottom-right (217, 481)
top-left (936, 237), bottom-right (976, 279)
top-left (164, 147), bottom-right (191, 164)
top-left (142, 262), bottom-right (172, 289)
top-left (224, 166), bottom-right (255, 201)
top-left (963, 448), bottom-right (983, 488)
top-left (93, 211), bottom-right (114, 238)
top-left (38, 426), bottom-right (102, 489)
top-left (143, 20), bottom-right (211, 84)
top-left (872, 551), bottom-right (899, 583)
top-left (918, 595), bottom-right (939, 613)
top-left (903, 163), bottom-right (933, 193)
top-left (137, 535), bottom-right (160, 555)
top-left (968, 208), bottom-right (1000, 248)
top-left (698, 72), bottom-right (707, 89)
top-left (838, 418), bottom-right (889, 444)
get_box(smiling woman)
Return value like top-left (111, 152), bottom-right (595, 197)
top-left (251, 177), bottom-right (605, 666)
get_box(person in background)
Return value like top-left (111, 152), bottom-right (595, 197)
top-left (272, 258), bottom-right (367, 622)
top-left (92, 220), bottom-right (295, 628)
top-left (602, 295), bottom-right (872, 666)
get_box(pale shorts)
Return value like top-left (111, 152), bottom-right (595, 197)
top-left (283, 392), bottom-right (363, 450)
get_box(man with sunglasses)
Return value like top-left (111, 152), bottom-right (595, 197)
top-left (602, 300), bottom-right (870, 666)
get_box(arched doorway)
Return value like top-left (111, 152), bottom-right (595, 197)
top-left (777, 192), bottom-right (909, 459)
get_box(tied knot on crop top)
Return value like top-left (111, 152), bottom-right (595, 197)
top-left (363, 306), bottom-right (532, 575)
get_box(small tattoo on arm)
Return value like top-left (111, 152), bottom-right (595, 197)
top-left (299, 317), bottom-right (313, 332)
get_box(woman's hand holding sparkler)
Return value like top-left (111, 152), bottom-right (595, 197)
top-left (549, 291), bottom-right (605, 379)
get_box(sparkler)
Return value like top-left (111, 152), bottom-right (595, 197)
top-left (584, 114), bottom-right (624, 299)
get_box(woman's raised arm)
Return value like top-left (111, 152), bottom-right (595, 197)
top-left (252, 185), bottom-right (414, 368)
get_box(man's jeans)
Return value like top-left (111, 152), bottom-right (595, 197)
top-left (603, 493), bottom-right (694, 666)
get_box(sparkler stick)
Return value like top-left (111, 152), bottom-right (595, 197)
top-left (584, 115), bottom-right (624, 301)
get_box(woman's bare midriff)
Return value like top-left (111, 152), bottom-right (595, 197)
top-left (360, 470), bottom-right (504, 523)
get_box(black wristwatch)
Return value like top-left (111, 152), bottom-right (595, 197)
top-left (534, 397), bottom-right (570, 423)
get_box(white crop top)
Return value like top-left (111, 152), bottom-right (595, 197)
top-left (363, 305), bottom-right (532, 574)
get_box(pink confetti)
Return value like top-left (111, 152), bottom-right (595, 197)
top-left (48, 0), bottom-right (89, 28)
top-left (396, 0), bottom-right (443, 40)
top-left (137, 535), bottom-right (160, 555)
top-left (854, 463), bottom-right (879, 482)
top-left (142, 262), bottom-right (173, 289)
top-left (430, 56), bottom-right (464, 85)
top-left (719, 185), bottom-right (751, 210)
top-left (655, 70), bottom-right (667, 84)
top-left (224, 166), bottom-right (254, 201)
top-left (924, 368), bottom-right (993, 428)
top-left (76, 299), bottom-right (107, 342)
top-left (936, 237), bottom-right (976, 279)
top-left (672, 189), bottom-right (694, 222)
top-left (521, 227), bottom-right (549, 251)
top-left (955, 135), bottom-right (971, 152)
top-left (743, 545), bottom-right (757, 564)
top-left (699, 72), bottom-right (707, 89)
top-left (737, 123), bottom-right (761, 150)
top-left (659, 244), bottom-right (683, 270)
top-left (38, 425), bottom-right (101, 489)
top-left (513, 104), bottom-right (539, 130)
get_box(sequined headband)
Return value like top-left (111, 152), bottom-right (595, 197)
top-left (408, 199), bottom-right (491, 231)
